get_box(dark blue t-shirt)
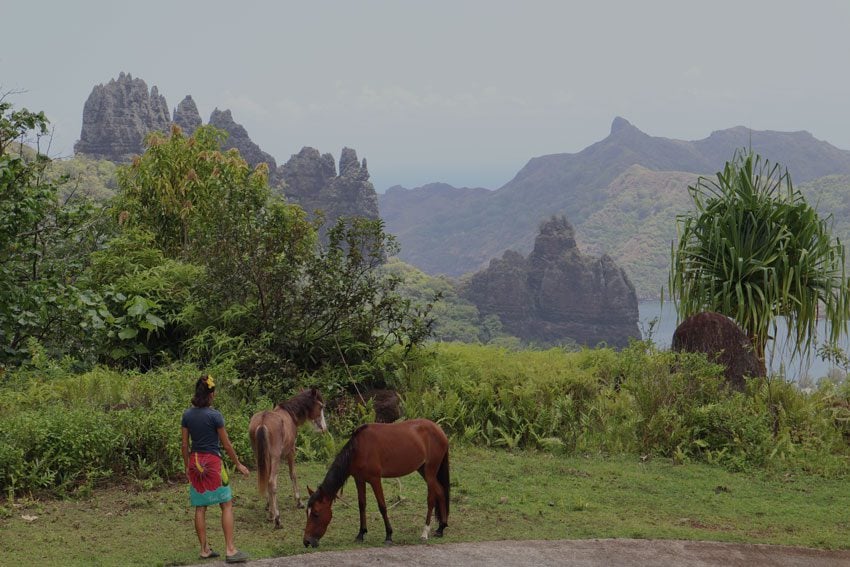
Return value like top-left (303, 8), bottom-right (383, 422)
top-left (181, 406), bottom-right (225, 456)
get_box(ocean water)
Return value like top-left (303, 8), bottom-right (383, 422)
top-left (638, 300), bottom-right (850, 383)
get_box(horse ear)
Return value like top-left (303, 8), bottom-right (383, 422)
top-left (307, 485), bottom-right (314, 496)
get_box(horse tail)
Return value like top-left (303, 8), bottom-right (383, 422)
top-left (437, 447), bottom-right (450, 520)
top-left (256, 424), bottom-right (270, 497)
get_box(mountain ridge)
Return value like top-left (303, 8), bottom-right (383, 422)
top-left (379, 118), bottom-right (850, 297)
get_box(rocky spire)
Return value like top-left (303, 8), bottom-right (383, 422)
top-left (461, 216), bottom-right (639, 348)
top-left (208, 108), bottom-right (277, 176)
top-left (74, 72), bottom-right (171, 162)
top-left (278, 146), bottom-right (380, 224)
top-left (172, 95), bottom-right (202, 135)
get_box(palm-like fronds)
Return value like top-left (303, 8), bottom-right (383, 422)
top-left (669, 150), bottom-right (850, 366)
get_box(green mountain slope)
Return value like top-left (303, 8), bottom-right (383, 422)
top-left (379, 119), bottom-right (850, 298)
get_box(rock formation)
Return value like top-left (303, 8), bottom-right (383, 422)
top-left (208, 108), bottom-right (278, 177)
top-left (461, 216), bottom-right (639, 348)
top-left (671, 312), bottom-right (764, 391)
top-left (74, 72), bottom-right (171, 162)
top-left (172, 95), bottom-right (202, 135)
top-left (278, 146), bottom-right (380, 223)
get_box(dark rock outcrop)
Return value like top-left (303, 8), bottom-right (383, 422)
top-left (278, 146), bottom-right (380, 223)
top-left (208, 108), bottom-right (278, 177)
top-left (75, 72), bottom-right (171, 162)
top-left (671, 312), bottom-right (764, 391)
top-left (461, 216), bottom-right (639, 348)
top-left (172, 95), bottom-right (202, 135)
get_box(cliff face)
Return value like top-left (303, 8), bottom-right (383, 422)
top-left (172, 95), bottom-right (202, 136)
top-left (278, 146), bottom-right (380, 223)
top-left (75, 74), bottom-right (379, 226)
top-left (74, 72), bottom-right (171, 162)
top-left (461, 216), bottom-right (639, 348)
top-left (75, 74), bottom-right (278, 180)
top-left (208, 108), bottom-right (278, 178)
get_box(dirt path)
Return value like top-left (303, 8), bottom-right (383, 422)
top-left (195, 539), bottom-right (850, 567)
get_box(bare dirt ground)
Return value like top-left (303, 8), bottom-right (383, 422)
top-left (195, 539), bottom-right (850, 567)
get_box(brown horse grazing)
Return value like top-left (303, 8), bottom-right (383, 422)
top-left (249, 387), bottom-right (327, 528)
top-left (303, 418), bottom-right (449, 548)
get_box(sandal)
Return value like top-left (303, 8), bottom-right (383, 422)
top-left (225, 550), bottom-right (250, 563)
top-left (200, 549), bottom-right (220, 559)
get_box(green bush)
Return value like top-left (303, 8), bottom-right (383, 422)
top-left (393, 342), bottom-right (850, 476)
top-left (3, 341), bottom-right (849, 496)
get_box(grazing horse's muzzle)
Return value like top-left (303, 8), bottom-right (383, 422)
top-left (304, 537), bottom-right (319, 548)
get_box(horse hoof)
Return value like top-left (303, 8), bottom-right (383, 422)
top-left (383, 540), bottom-right (393, 547)
top-left (296, 501), bottom-right (305, 509)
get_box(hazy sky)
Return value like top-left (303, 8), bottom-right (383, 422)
top-left (3, 0), bottom-right (850, 191)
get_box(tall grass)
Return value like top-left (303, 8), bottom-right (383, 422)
top-left (391, 342), bottom-right (850, 476)
top-left (2, 340), bottom-right (849, 497)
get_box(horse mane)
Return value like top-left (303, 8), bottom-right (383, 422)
top-left (278, 388), bottom-right (322, 423)
top-left (309, 424), bottom-right (368, 504)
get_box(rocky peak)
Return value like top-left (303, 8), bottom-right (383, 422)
top-left (339, 147), bottom-right (360, 175)
top-left (278, 146), bottom-right (379, 225)
top-left (530, 216), bottom-right (577, 260)
top-left (461, 215), bottom-right (639, 348)
top-left (608, 116), bottom-right (647, 140)
top-left (74, 72), bottom-right (171, 162)
top-left (173, 95), bottom-right (202, 135)
top-left (208, 108), bottom-right (278, 176)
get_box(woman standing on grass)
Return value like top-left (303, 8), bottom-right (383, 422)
top-left (181, 374), bottom-right (251, 563)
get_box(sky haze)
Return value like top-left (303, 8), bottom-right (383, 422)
top-left (3, 0), bottom-right (850, 191)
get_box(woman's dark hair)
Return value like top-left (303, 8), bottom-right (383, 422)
top-left (191, 375), bottom-right (216, 408)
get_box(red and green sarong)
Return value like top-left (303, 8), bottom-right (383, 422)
top-left (187, 452), bottom-right (232, 507)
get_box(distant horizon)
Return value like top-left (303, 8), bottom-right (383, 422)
top-left (25, 86), bottom-right (850, 195)
top-left (4, 1), bottom-right (850, 193)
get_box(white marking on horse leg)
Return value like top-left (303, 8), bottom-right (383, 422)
top-left (420, 524), bottom-right (430, 541)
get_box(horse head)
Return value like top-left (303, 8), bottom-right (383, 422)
top-left (303, 485), bottom-right (334, 548)
top-left (308, 388), bottom-right (328, 433)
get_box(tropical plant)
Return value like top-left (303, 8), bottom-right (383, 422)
top-left (115, 124), bottom-right (269, 259)
top-left (668, 150), bottom-right (850, 370)
top-left (0, 100), bottom-right (110, 365)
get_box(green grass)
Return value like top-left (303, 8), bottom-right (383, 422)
top-left (1, 445), bottom-right (847, 566)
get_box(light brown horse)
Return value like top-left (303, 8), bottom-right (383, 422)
top-left (303, 418), bottom-right (450, 547)
top-left (249, 387), bottom-right (327, 528)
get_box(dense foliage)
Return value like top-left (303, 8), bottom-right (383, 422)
top-left (3, 342), bottom-right (849, 496)
top-left (0, 101), bottom-right (111, 362)
top-left (0, 106), bottom-right (432, 394)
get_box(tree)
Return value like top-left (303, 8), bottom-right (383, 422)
top-left (116, 124), bottom-right (269, 259)
top-left (114, 125), bottom-right (432, 389)
top-left (669, 150), bottom-right (850, 372)
top-left (0, 100), bottom-right (108, 364)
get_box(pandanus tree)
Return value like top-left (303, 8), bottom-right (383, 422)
top-left (668, 149), bottom-right (850, 374)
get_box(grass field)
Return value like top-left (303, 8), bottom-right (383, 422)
top-left (1, 446), bottom-right (847, 566)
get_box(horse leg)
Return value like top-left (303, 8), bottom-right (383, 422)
top-left (269, 460), bottom-right (281, 529)
top-left (424, 471), bottom-right (447, 537)
top-left (432, 476), bottom-right (448, 537)
top-left (286, 452), bottom-right (303, 509)
top-left (355, 477), bottom-right (368, 542)
top-left (368, 478), bottom-right (393, 545)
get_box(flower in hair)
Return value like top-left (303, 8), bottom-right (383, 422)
top-left (205, 375), bottom-right (215, 389)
